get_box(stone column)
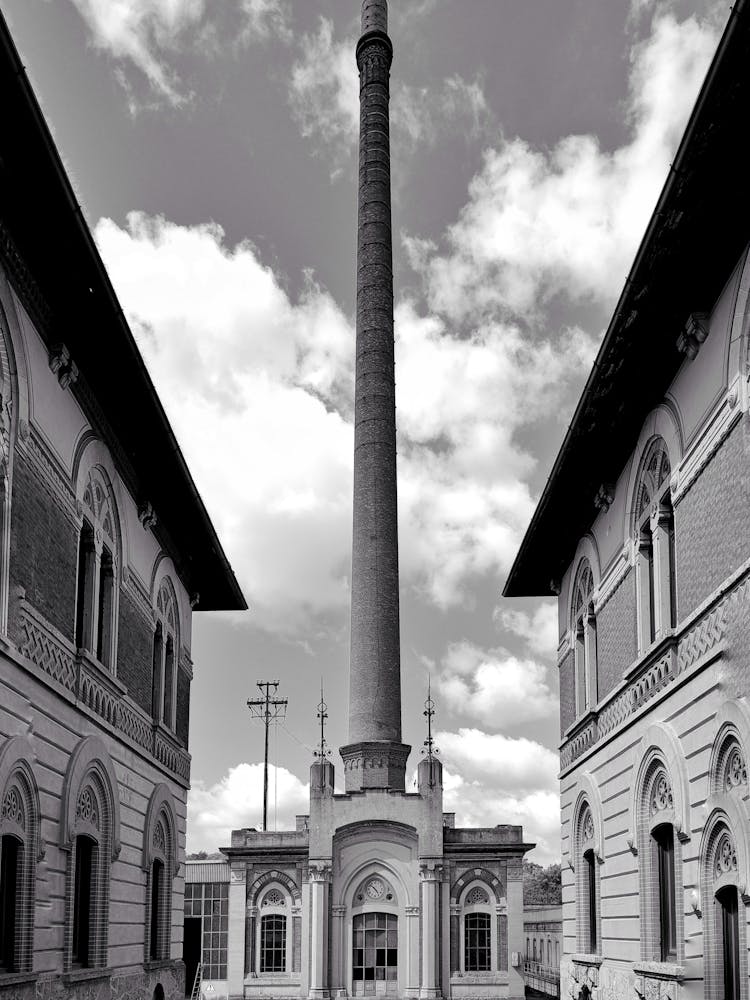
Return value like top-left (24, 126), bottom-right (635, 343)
top-left (635, 528), bottom-right (655, 652)
top-left (651, 501), bottom-right (674, 638)
top-left (419, 863), bottom-right (442, 999)
top-left (245, 904), bottom-right (257, 977)
top-left (583, 610), bottom-right (597, 708)
top-left (308, 862), bottom-right (332, 999)
top-left (227, 864), bottom-right (247, 997)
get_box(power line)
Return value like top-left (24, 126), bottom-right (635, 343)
top-left (247, 680), bottom-right (288, 831)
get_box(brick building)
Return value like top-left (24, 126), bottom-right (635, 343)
top-left (0, 10), bottom-right (244, 1000)
top-left (504, 3), bottom-right (750, 999)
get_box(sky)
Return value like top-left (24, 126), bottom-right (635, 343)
top-left (2, 0), bottom-right (729, 864)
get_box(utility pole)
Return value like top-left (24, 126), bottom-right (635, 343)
top-left (247, 680), bottom-right (288, 831)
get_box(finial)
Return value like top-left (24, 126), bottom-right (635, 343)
top-left (423, 678), bottom-right (439, 764)
top-left (315, 681), bottom-right (331, 764)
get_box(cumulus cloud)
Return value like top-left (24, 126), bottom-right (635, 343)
top-left (96, 212), bottom-right (354, 629)
top-left (434, 644), bottom-right (557, 727)
top-left (495, 603), bottom-right (558, 659)
top-left (395, 303), bottom-right (594, 606)
top-left (437, 730), bottom-right (560, 862)
top-left (68, 0), bottom-right (291, 106)
top-left (408, 6), bottom-right (721, 321)
top-left (96, 213), bottom-right (592, 627)
top-left (288, 19), bottom-right (492, 176)
top-left (187, 762), bottom-right (309, 851)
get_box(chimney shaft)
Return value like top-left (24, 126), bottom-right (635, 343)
top-left (341, 0), bottom-right (410, 792)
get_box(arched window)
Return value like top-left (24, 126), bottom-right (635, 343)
top-left (459, 881), bottom-right (496, 972)
top-left (61, 739), bottom-right (120, 972)
top-left (571, 561), bottom-right (596, 716)
top-left (637, 759), bottom-right (682, 964)
top-left (143, 785), bottom-right (177, 965)
top-left (0, 754), bottom-right (39, 974)
top-left (701, 812), bottom-right (748, 998)
top-left (634, 438), bottom-right (675, 651)
top-left (257, 885), bottom-right (291, 975)
top-left (574, 801), bottom-right (600, 955)
top-left (153, 581), bottom-right (179, 729)
top-left (75, 469), bottom-right (120, 669)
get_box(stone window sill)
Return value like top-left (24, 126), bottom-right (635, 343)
top-left (571, 953), bottom-right (603, 967)
top-left (144, 959), bottom-right (177, 972)
top-left (0, 972), bottom-right (39, 987)
top-left (633, 961), bottom-right (684, 981)
top-left (63, 966), bottom-right (112, 984)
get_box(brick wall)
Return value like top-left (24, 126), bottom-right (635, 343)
top-left (676, 419), bottom-right (750, 620)
top-left (559, 648), bottom-right (575, 736)
top-left (176, 669), bottom-right (190, 748)
top-left (118, 589), bottom-right (154, 716)
top-left (10, 450), bottom-right (77, 642)
top-left (596, 570), bottom-right (637, 699)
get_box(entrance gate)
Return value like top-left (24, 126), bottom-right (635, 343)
top-left (352, 913), bottom-right (398, 996)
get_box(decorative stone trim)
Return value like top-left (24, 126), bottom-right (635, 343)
top-left (676, 311), bottom-right (709, 359)
top-left (48, 344), bottom-right (79, 389)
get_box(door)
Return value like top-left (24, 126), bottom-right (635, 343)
top-left (183, 917), bottom-right (202, 996)
top-left (352, 913), bottom-right (398, 996)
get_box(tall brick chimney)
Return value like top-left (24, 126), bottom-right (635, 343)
top-left (340, 0), bottom-right (410, 792)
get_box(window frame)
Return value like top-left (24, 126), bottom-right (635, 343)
top-left (74, 468), bottom-right (120, 671)
top-left (458, 880), bottom-right (497, 973)
top-left (0, 755), bottom-right (40, 976)
top-left (153, 580), bottom-right (180, 731)
top-left (256, 883), bottom-right (292, 976)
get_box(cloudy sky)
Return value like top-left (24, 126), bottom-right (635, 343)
top-left (4, 0), bottom-right (728, 863)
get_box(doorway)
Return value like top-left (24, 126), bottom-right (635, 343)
top-left (352, 913), bottom-right (398, 997)
top-left (717, 885), bottom-right (740, 1000)
top-left (183, 917), bottom-right (202, 996)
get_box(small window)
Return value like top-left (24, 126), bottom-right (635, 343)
top-left (0, 834), bottom-right (19, 971)
top-left (72, 836), bottom-right (95, 967)
top-left (260, 914), bottom-right (286, 972)
top-left (634, 439), bottom-right (675, 647)
top-left (162, 637), bottom-right (174, 726)
top-left (653, 824), bottom-right (676, 962)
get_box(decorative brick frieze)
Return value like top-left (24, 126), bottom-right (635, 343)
top-left (560, 566), bottom-right (750, 772)
top-left (15, 597), bottom-right (191, 784)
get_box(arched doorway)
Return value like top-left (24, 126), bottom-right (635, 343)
top-left (716, 885), bottom-right (740, 1000)
top-left (352, 912), bottom-right (398, 996)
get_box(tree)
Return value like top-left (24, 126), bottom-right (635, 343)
top-left (523, 861), bottom-right (562, 904)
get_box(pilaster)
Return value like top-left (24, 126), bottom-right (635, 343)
top-left (419, 861), bottom-right (443, 999)
top-left (308, 860), bottom-right (332, 999)
top-left (227, 863), bottom-right (247, 997)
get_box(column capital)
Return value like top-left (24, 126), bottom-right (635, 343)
top-left (419, 860), bottom-right (444, 881)
top-left (309, 860), bottom-right (333, 883)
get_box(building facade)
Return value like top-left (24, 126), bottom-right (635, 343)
top-left (0, 11), bottom-right (245, 1000)
top-left (523, 905), bottom-right (561, 998)
top-left (504, 4), bottom-right (750, 999)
